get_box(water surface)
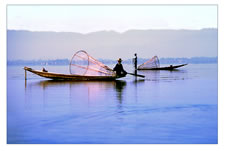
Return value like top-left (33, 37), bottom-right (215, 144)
top-left (7, 64), bottom-right (218, 144)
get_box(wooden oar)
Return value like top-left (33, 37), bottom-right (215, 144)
top-left (127, 72), bottom-right (145, 78)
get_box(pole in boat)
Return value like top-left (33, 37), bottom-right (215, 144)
top-left (24, 67), bottom-right (28, 80)
top-left (25, 69), bottom-right (27, 80)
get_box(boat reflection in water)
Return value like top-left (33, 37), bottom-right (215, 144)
top-left (24, 79), bottom-right (148, 113)
top-left (25, 80), bottom-right (130, 107)
top-left (113, 80), bottom-right (127, 104)
top-left (138, 69), bottom-right (188, 82)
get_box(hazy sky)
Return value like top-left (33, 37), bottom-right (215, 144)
top-left (7, 5), bottom-right (217, 33)
top-left (7, 5), bottom-right (218, 60)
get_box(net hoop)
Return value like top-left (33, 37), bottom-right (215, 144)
top-left (69, 50), bottom-right (115, 76)
top-left (69, 50), bottom-right (89, 75)
top-left (138, 56), bottom-right (160, 69)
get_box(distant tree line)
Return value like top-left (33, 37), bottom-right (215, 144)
top-left (7, 57), bottom-right (217, 66)
top-left (7, 59), bottom-right (70, 66)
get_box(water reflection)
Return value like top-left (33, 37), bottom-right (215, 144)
top-left (8, 64), bottom-right (218, 144)
top-left (133, 79), bottom-right (145, 103)
top-left (25, 80), bottom-right (128, 106)
top-left (114, 80), bottom-right (126, 104)
top-left (138, 70), bottom-right (160, 81)
top-left (139, 69), bottom-right (188, 82)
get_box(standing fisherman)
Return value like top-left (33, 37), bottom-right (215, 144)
top-left (133, 53), bottom-right (137, 75)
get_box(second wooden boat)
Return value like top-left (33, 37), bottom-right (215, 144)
top-left (137, 56), bottom-right (188, 70)
top-left (137, 64), bottom-right (188, 70)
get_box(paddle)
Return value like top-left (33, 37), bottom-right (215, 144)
top-left (127, 72), bottom-right (145, 78)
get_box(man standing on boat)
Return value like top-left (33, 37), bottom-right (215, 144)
top-left (133, 53), bottom-right (137, 75)
top-left (113, 58), bottom-right (127, 77)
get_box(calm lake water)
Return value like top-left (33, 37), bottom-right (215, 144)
top-left (7, 64), bottom-right (218, 144)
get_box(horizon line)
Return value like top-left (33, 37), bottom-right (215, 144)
top-left (7, 56), bottom-right (218, 62)
top-left (6, 27), bottom-right (218, 34)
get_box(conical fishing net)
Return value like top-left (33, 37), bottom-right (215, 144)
top-left (70, 50), bottom-right (116, 76)
top-left (138, 56), bottom-right (160, 69)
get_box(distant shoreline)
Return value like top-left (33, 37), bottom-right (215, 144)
top-left (7, 57), bottom-right (218, 66)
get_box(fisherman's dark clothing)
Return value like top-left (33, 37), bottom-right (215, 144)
top-left (133, 56), bottom-right (137, 70)
top-left (113, 63), bottom-right (127, 77)
top-left (133, 54), bottom-right (138, 76)
top-left (42, 68), bottom-right (48, 72)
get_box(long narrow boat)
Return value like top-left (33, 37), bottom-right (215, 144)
top-left (24, 67), bottom-right (119, 81)
top-left (137, 64), bottom-right (188, 70)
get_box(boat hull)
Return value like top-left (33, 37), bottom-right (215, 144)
top-left (24, 67), bottom-right (119, 81)
top-left (137, 64), bottom-right (188, 70)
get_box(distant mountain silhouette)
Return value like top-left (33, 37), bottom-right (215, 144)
top-left (7, 29), bottom-right (217, 60)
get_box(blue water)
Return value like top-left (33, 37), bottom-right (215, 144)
top-left (7, 64), bottom-right (218, 144)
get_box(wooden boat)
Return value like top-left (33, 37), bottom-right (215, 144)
top-left (24, 67), bottom-right (120, 81)
top-left (137, 64), bottom-right (188, 70)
